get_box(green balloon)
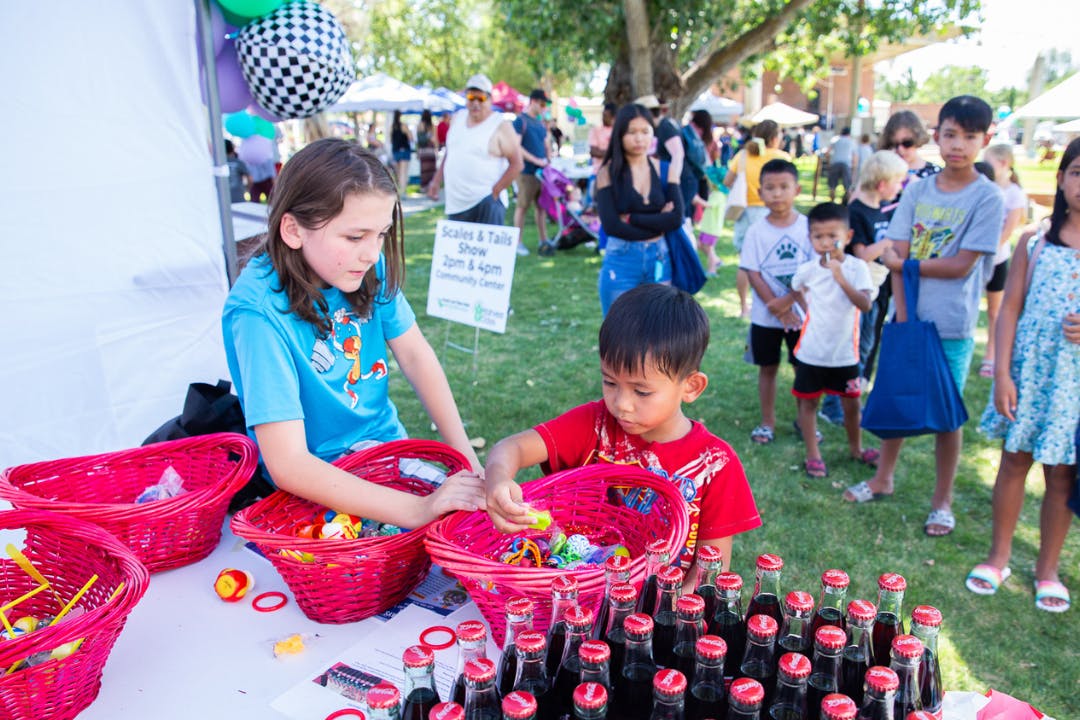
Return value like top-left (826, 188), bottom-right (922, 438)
top-left (253, 115), bottom-right (277, 139)
top-left (216, 0), bottom-right (285, 24)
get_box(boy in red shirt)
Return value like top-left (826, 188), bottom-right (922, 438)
top-left (484, 284), bottom-right (761, 574)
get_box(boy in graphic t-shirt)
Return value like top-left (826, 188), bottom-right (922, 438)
top-left (738, 159), bottom-right (813, 446)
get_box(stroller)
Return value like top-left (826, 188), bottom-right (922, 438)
top-left (536, 165), bottom-right (601, 252)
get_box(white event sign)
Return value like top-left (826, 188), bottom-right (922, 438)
top-left (426, 219), bottom-right (519, 333)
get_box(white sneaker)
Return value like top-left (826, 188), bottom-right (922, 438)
top-left (515, 243), bottom-right (530, 256)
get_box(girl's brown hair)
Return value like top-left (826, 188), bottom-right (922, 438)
top-left (879, 110), bottom-right (930, 151)
top-left (265, 138), bottom-right (405, 336)
top-left (747, 119), bottom-right (779, 157)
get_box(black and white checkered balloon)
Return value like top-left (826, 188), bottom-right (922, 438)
top-left (236, 2), bottom-right (354, 120)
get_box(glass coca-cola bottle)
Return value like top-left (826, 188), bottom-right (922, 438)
top-left (746, 554), bottom-right (785, 627)
top-left (728, 677), bottom-right (766, 720)
top-left (738, 614), bottom-right (779, 708)
top-left (603, 582), bottom-right (637, 684)
top-left (613, 613), bottom-right (658, 719)
top-left (579, 640), bottom-right (612, 694)
top-left (573, 682), bottom-right (609, 720)
top-left (463, 658), bottom-right (502, 720)
top-left (367, 683), bottom-right (403, 720)
top-left (430, 702), bottom-right (465, 720)
top-left (454, 620), bottom-right (491, 706)
top-left (502, 691), bottom-right (537, 720)
top-left (839, 600), bottom-right (876, 708)
top-left (511, 631), bottom-right (554, 719)
top-left (810, 570), bottom-right (849, 637)
top-left (711, 571), bottom-right (746, 680)
top-left (806, 626), bottom-right (847, 720)
top-left (856, 667), bottom-right (898, 720)
top-left (547, 576), bottom-right (581, 680)
top-left (671, 594), bottom-right (705, 677)
top-left (651, 565), bottom-right (684, 668)
top-left (554, 606), bottom-right (596, 719)
top-left (888, 636), bottom-right (923, 719)
top-left (777, 591), bottom-right (815, 656)
top-left (638, 540), bottom-right (671, 614)
top-left (499, 597), bottom-right (536, 697)
top-left (819, 694), bottom-right (858, 720)
top-left (685, 635), bottom-right (727, 720)
top-left (908, 606), bottom-right (942, 718)
top-left (871, 575), bottom-right (906, 668)
top-left (768, 652), bottom-right (811, 720)
top-left (594, 555), bottom-right (633, 641)
top-left (692, 544), bottom-right (724, 623)
top-left (648, 668), bottom-right (686, 720)
top-left (403, 645), bottom-right (441, 720)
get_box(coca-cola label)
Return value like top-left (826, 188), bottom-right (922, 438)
top-left (746, 613), bottom-right (778, 638)
top-left (846, 598), bottom-right (877, 621)
top-left (729, 677), bottom-right (765, 705)
top-left (463, 657), bottom-right (496, 682)
top-left (756, 553), bottom-right (783, 571)
top-left (821, 568), bottom-right (850, 588)
top-left (696, 544), bottom-right (723, 563)
top-left (778, 651), bottom-right (812, 679)
top-left (609, 582), bottom-right (637, 602)
top-left (402, 644), bottom-right (434, 667)
top-left (515, 630), bottom-right (546, 652)
top-left (502, 691), bottom-right (537, 718)
top-left (891, 634), bottom-right (924, 658)
top-left (579, 640), bottom-right (610, 663)
top-left (456, 619), bottom-right (487, 641)
top-left (623, 613), bottom-right (653, 636)
top-left (785, 590), bottom-right (814, 612)
top-left (553, 575), bottom-right (579, 593)
top-left (652, 668), bottom-right (687, 694)
top-left (430, 703), bottom-right (464, 720)
top-left (864, 665), bottom-right (900, 692)
top-left (877, 572), bottom-right (907, 592)
top-left (366, 682), bottom-right (400, 709)
top-left (695, 634), bottom-right (727, 659)
top-left (716, 571), bottom-right (743, 590)
top-left (676, 593), bottom-right (706, 615)
top-left (814, 625), bottom-right (847, 649)
top-left (657, 565), bottom-right (684, 585)
top-left (506, 596), bottom-right (534, 616)
top-left (573, 681), bottom-right (608, 710)
top-left (911, 604), bottom-right (943, 627)
top-left (564, 605), bottom-right (594, 629)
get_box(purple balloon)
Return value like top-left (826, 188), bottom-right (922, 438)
top-left (237, 135), bottom-right (274, 166)
top-left (195, 2), bottom-right (230, 68)
top-left (247, 101), bottom-right (282, 124)
top-left (216, 41), bottom-right (254, 113)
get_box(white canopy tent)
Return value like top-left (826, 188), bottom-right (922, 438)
top-left (752, 102), bottom-right (819, 127)
top-left (0, 2), bottom-right (229, 466)
top-left (1010, 73), bottom-right (1080, 120)
top-left (1054, 118), bottom-right (1080, 133)
top-left (327, 72), bottom-right (429, 113)
top-left (689, 91), bottom-right (743, 122)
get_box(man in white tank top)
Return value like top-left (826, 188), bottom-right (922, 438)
top-left (427, 73), bottom-right (524, 233)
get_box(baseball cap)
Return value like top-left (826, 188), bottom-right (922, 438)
top-left (529, 88), bottom-right (551, 104)
top-left (634, 94), bottom-right (661, 110)
top-left (464, 73), bottom-right (493, 95)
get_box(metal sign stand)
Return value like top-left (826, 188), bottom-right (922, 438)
top-left (443, 322), bottom-right (482, 376)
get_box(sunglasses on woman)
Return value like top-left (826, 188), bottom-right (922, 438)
top-left (891, 138), bottom-right (917, 149)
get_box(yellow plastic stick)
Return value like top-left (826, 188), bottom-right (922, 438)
top-left (52, 574), bottom-right (98, 624)
top-left (5, 544), bottom-right (64, 608)
top-left (0, 583), bottom-right (48, 615)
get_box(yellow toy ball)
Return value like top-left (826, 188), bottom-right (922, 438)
top-left (214, 568), bottom-right (255, 602)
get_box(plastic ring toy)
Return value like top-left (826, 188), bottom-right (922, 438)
top-left (252, 591), bottom-right (288, 613)
top-left (419, 625), bottom-right (456, 650)
top-left (325, 710), bottom-right (366, 720)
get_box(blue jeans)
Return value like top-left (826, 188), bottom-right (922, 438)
top-left (598, 236), bottom-right (671, 316)
top-left (448, 195), bottom-right (506, 226)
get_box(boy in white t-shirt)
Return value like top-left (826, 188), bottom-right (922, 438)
top-left (790, 203), bottom-right (878, 478)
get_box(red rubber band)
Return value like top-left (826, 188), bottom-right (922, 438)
top-left (252, 591), bottom-right (288, 612)
top-left (419, 625), bottom-right (456, 650)
top-left (325, 709), bottom-right (366, 720)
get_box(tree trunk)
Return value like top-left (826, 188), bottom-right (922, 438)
top-left (622, 0), bottom-right (652, 98)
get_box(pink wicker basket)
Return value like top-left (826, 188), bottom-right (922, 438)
top-left (231, 439), bottom-right (469, 624)
top-left (0, 509), bottom-right (149, 720)
top-left (425, 464), bottom-right (690, 644)
top-left (0, 433), bottom-right (257, 573)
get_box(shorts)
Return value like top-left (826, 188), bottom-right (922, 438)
top-left (941, 337), bottom-right (975, 393)
top-left (448, 194), bottom-right (506, 226)
top-left (793, 362), bottom-right (861, 399)
top-left (745, 324), bottom-right (801, 367)
top-left (985, 260), bottom-right (1008, 292)
top-left (517, 173), bottom-right (543, 211)
top-left (392, 149), bottom-right (411, 162)
top-left (733, 206), bottom-right (769, 252)
top-left (698, 233), bottom-right (718, 248)
top-left (827, 162), bottom-right (852, 190)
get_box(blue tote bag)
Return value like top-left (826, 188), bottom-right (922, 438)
top-left (861, 260), bottom-right (968, 439)
top-left (659, 161), bottom-right (707, 295)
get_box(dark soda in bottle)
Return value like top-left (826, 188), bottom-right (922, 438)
top-left (856, 666), bottom-right (898, 720)
top-left (711, 571), bottom-right (746, 680)
top-left (637, 539), bottom-right (671, 615)
top-left (463, 658), bottom-right (502, 720)
top-left (367, 683), bottom-right (403, 720)
top-left (727, 678), bottom-right (766, 720)
top-left (819, 694), bottom-right (857, 720)
top-left (650, 565), bottom-right (684, 669)
top-left (403, 645), bottom-right (441, 720)
top-left (553, 606), bottom-right (595, 720)
top-left (511, 631), bottom-right (554, 720)
top-left (777, 590), bottom-right (815, 657)
top-left (768, 652), bottom-right (811, 720)
top-left (648, 669), bottom-right (686, 720)
top-left (806, 626), bottom-right (846, 720)
top-left (573, 682), bottom-right (609, 719)
top-left (871, 574), bottom-right (906, 668)
top-left (594, 555), bottom-right (633, 641)
top-left (671, 594), bottom-right (705, 678)
top-left (810, 570), bottom-right (849, 637)
top-left (453, 620), bottom-right (490, 706)
top-left (579, 640), bottom-right (612, 695)
top-left (498, 597), bottom-right (536, 698)
top-left (746, 554), bottom-right (785, 627)
top-left (888, 635), bottom-right (924, 719)
top-left (909, 606), bottom-right (943, 717)
top-left (547, 576), bottom-right (581, 681)
top-left (737, 614), bottom-right (779, 708)
top-left (839, 600), bottom-right (875, 708)
top-left (430, 702), bottom-right (465, 720)
top-left (613, 613), bottom-right (658, 720)
top-left (685, 635), bottom-right (727, 720)
top-left (602, 582), bottom-right (638, 684)
top-left (502, 691), bottom-right (538, 720)
top-left (692, 544), bottom-right (724, 625)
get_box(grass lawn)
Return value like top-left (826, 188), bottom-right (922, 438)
top-left (389, 167), bottom-right (1077, 716)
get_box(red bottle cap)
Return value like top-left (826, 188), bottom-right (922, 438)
top-left (846, 599), bottom-right (877, 622)
top-left (696, 544), bottom-right (723, 564)
top-left (778, 652), bottom-right (812, 679)
top-left (756, 553), bottom-right (784, 572)
top-left (646, 539), bottom-right (669, 557)
top-left (564, 605), bottom-right (594, 630)
top-left (552, 575), bottom-right (579, 594)
top-left (746, 613), bottom-right (779, 639)
top-left (695, 634), bottom-right (727, 660)
top-left (463, 657), bottom-right (496, 683)
top-left (573, 682), bottom-right (608, 711)
top-left (402, 644), bottom-right (434, 668)
top-left (785, 590), bottom-right (814, 613)
top-left (652, 668), bottom-right (687, 696)
top-left (717, 571), bottom-right (743, 591)
top-left (821, 569), bottom-right (850, 589)
top-left (878, 573), bottom-right (907, 592)
top-left (605, 554), bottom-right (632, 572)
top-left (729, 677), bottom-right (765, 707)
top-left (609, 582), bottom-right (637, 603)
top-left (864, 666), bottom-right (900, 692)
top-left (429, 702), bottom-right (464, 720)
top-left (366, 682), bottom-right (401, 710)
top-left (911, 605), bottom-right (943, 628)
top-left (623, 613), bottom-right (654, 637)
top-left (505, 596), bottom-right (535, 617)
top-left (657, 565), bottom-right (684, 586)
top-left (456, 620), bottom-right (487, 642)
top-left (579, 639), bottom-right (610, 664)
top-left (676, 593), bottom-right (706, 616)
top-left (515, 630), bottom-right (546, 653)
top-left (906, 712), bottom-right (938, 720)
top-left (814, 625), bottom-right (847, 650)
top-left (891, 634), bottom-right (924, 659)
top-left (501, 691), bottom-right (537, 719)
top-left (820, 693), bottom-right (858, 720)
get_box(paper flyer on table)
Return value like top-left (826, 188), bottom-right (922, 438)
top-left (271, 603), bottom-right (499, 720)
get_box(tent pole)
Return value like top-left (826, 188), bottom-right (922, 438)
top-left (196, 0), bottom-right (239, 286)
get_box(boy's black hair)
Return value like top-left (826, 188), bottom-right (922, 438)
top-left (599, 284), bottom-right (709, 379)
top-left (224, 138), bottom-right (235, 155)
top-left (938, 95), bottom-right (993, 133)
top-left (807, 202), bottom-right (850, 227)
top-left (760, 158), bottom-right (798, 182)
